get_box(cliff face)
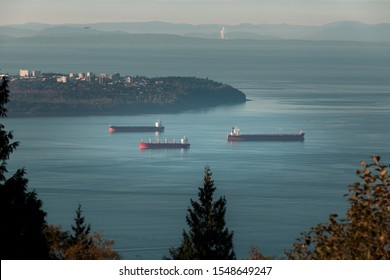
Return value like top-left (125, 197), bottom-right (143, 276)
top-left (8, 76), bottom-right (246, 116)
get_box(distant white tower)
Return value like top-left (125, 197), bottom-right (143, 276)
top-left (220, 27), bottom-right (225, 40)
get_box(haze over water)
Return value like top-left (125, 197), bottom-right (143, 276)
top-left (3, 38), bottom-right (390, 259)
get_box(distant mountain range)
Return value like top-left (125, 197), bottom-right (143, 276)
top-left (1, 21), bottom-right (389, 42)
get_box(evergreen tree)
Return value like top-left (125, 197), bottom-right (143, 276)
top-left (70, 204), bottom-right (92, 246)
top-left (170, 166), bottom-right (235, 259)
top-left (44, 204), bottom-right (120, 260)
top-left (0, 77), bottom-right (18, 178)
top-left (0, 77), bottom-right (49, 259)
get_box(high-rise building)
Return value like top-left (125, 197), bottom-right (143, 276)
top-left (31, 70), bottom-right (41, 77)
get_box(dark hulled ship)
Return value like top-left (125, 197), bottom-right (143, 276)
top-left (109, 120), bottom-right (164, 133)
top-left (227, 127), bottom-right (305, 142)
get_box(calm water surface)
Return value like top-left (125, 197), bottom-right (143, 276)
top-left (3, 40), bottom-right (390, 259)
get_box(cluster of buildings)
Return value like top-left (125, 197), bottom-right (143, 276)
top-left (19, 69), bottom-right (41, 78)
top-left (18, 69), bottom-right (132, 85)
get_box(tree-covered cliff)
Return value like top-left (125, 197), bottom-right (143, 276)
top-left (8, 75), bottom-right (246, 116)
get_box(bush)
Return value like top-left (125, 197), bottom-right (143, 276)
top-left (286, 156), bottom-right (390, 259)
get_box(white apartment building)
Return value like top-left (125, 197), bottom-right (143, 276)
top-left (19, 69), bottom-right (29, 77)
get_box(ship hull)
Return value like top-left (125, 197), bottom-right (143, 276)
top-left (139, 142), bottom-right (190, 149)
top-left (227, 134), bottom-right (304, 142)
top-left (109, 126), bottom-right (164, 133)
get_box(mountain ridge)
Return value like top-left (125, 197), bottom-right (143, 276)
top-left (1, 21), bottom-right (389, 42)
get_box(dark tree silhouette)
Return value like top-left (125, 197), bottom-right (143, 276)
top-left (70, 204), bottom-right (92, 246)
top-left (170, 166), bottom-right (235, 259)
top-left (0, 76), bottom-right (49, 259)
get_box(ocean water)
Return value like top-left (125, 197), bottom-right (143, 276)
top-left (2, 39), bottom-right (390, 259)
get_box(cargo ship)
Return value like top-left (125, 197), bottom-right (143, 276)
top-left (227, 127), bottom-right (305, 141)
top-left (139, 137), bottom-right (190, 149)
top-left (109, 120), bottom-right (164, 133)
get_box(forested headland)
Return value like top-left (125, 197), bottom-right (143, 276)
top-left (8, 74), bottom-right (247, 117)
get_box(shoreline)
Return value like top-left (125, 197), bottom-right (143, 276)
top-left (7, 75), bottom-right (247, 117)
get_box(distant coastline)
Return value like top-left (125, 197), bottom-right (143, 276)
top-left (7, 72), bottom-right (247, 117)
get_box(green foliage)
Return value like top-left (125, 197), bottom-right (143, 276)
top-left (0, 76), bottom-right (49, 259)
top-left (286, 156), bottom-right (390, 259)
top-left (44, 205), bottom-right (120, 260)
top-left (170, 167), bottom-right (235, 260)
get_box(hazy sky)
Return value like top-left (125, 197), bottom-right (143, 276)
top-left (2, 0), bottom-right (390, 26)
